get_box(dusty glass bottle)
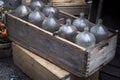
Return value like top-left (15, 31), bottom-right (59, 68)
top-left (75, 27), bottom-right (96, 48)
top-left (14, 0), bottom-right (31, 19)
top-left (42, 0), bottom-right (59, 18)
top-left (28, 7), bottom-right (45, 26)
top-left (30, 0), bottom-right (45, 10)
top-left (42, 12), bottom-right (60, 33)
top-left (90, 19), bottom-right (109, 43)
top-left (0, 1), bottom-right (4, 22)
top-left (53, 19), bottom-right (77, 42)
top-left (73, 12), bottom-right (88, 32)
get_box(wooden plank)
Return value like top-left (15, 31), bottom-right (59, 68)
top-left (12, 43), bottom-right (70, 80)
top-left (57, 6), bottom-right (88, 16)
top-left (6, 13), bottom-right (87, 77)
top-left (53, 0), bottom-right (72, 3)
top-left (53, 2), bottom-right (86, 7)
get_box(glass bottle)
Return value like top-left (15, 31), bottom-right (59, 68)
top-left (42, 12), bottom-right (60, 33)
top-left (28, 7), bottom-right (45, 27)
top-left (0, 1), bottom-right (4, 22)
top-left (30, 0), bottom-right (45, 10)
top-left (90, 19), bottom-right (109, 43)
top-left (14, 0), bottom-right (31, 19)
top-left (73, 12), bottom-right (88, 32)
top-left (42, 0), bottom-right (59, 19)
top-left (75, 27), bottom-right (96, 49)
top-left (53, 19), bottom-right (77, 42)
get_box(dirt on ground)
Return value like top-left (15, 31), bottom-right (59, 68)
top-left (0, 57), bottom-right (31, 80)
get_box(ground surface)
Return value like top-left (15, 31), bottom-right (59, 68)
top-left (0, 57), bottom-right (31, 80)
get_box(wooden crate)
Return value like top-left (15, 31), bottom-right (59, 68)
top-left (53, 0), bottom-right (72, 3)
top-left (12, 43), bottom-right (99, 80)
top-left (0, 42), bottom-right (12, 58)
top-left (6, 11), bottom-right (117, 77)
top-left (12, 43), bottom-right (70, 80)
top-left (53, 3), bottom-right (88, 16)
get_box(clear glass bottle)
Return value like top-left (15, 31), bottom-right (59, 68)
top-left (28, 7), bottom-right (45, 27)
top-left (42, 12), bottom-right (60, 33)
top-left (14, 0), bottom-right (31, 19)
top-left (30, 0), bottom-right (45, 10)
top-left (90, 19), bottom-right (109, 43)
top-left (73, 12), bottom-right (88, 32)
top-left (75, 27), bottom-right (96, 49)
top-left (42, 0), bottom-right (59, 19)
top-left (54, 19), bottom-right (77, 41)
top-left (0, 1), bottom-right (4, 22)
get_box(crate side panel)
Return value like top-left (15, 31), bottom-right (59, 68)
top-left (87, 35), bottom-right (117, 76)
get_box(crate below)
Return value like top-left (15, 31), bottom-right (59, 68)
top-left (12, 43), bottom-right (99, 80)
top-left (0, 42), bottom-right (12, 58)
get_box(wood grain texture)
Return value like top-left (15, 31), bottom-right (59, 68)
top-left (56, 6), bottom-right (88, 16)
top-left (12, 43), bottom-right (70, 80)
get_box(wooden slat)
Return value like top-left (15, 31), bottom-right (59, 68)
top-left (53, 3), bottom-right (86, 7)
top-left (12, 43), bottom-right (70, 80)
top-left (57, 6), bottom-right (88, 16)
top-left (53, 0), bottom-right (72, 3)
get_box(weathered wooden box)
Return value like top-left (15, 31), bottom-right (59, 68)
top-left (12, 42), bottom-right (99, 80)
top-left (6, 11), bottom-right (117, 77)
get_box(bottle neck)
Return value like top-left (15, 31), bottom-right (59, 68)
top-left (48, 0), bottom-right (53, 6)
top-left (34, 7), bottom-right (39, 11)
top-left (21, 0), bottom-right (26, 5)
top-left (66, 19), bottom-right (71, 26)
top-left (96, 19), bottom-right (103, 26)
top-left (84, 27), bottom-right (89, 32)
top-left (79, 12), bottom-right (85, 19)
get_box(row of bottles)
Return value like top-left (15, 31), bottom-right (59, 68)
top-left (53, 13), bottom-right (108, 49)
top-left (14, 0), bottom-right (59, 21)
top-left (14, 0), bottom-right (109, 49)
top-left (14, 0), bottom-right (59, 32)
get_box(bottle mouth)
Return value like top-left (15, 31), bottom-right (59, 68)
top-left (66, 19), bottom-right (72, 26)
top-left (97, 19), bottom-right (103, 24)
top-left (80, 12), bottom-right (84, 17)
